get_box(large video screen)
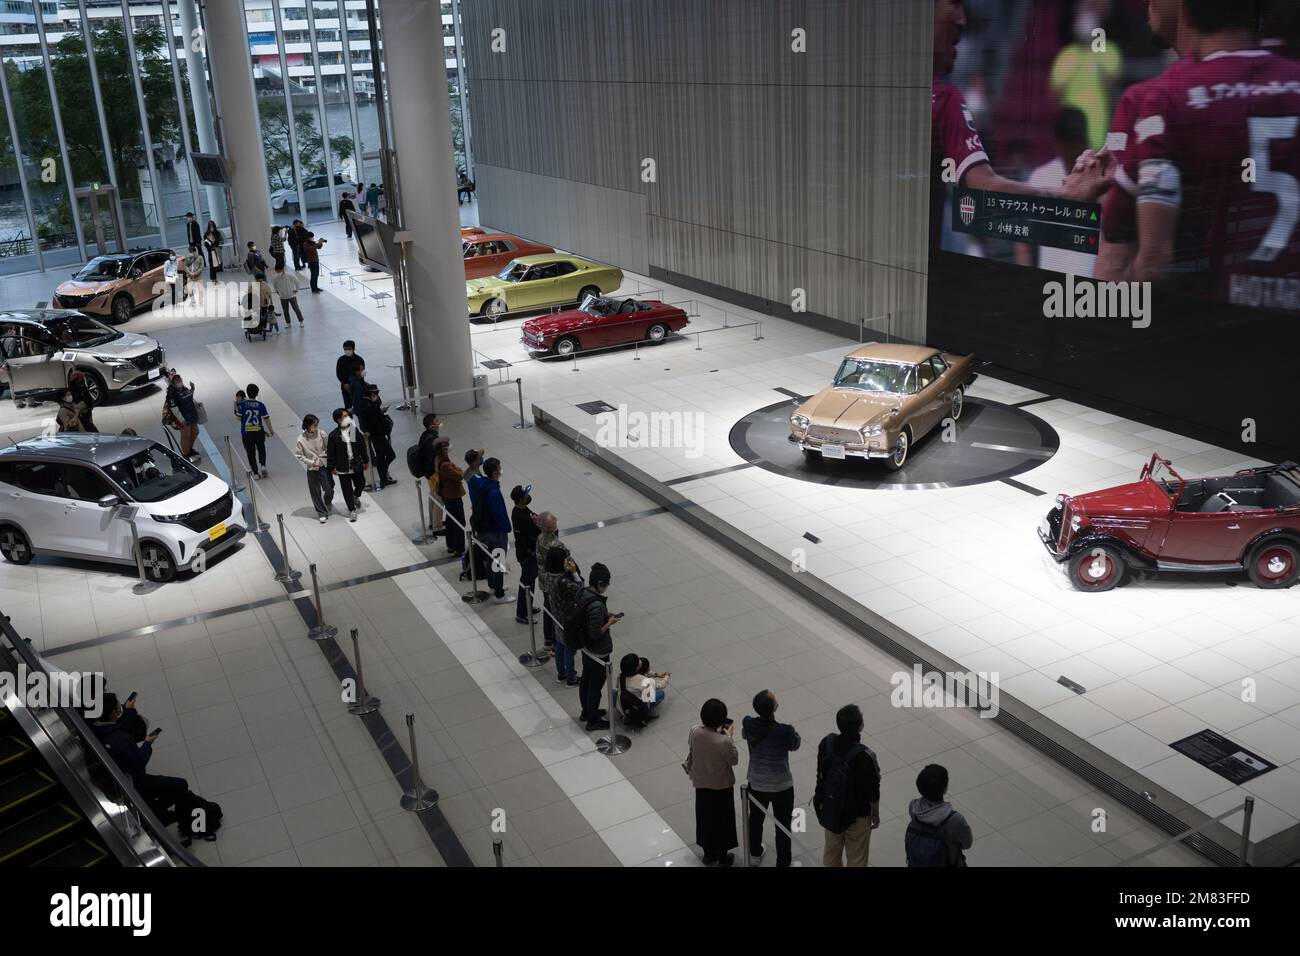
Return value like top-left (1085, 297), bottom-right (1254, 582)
top-left (927, 0), bottom-right (1300, 460)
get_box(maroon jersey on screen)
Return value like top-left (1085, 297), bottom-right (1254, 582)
top-left (931, 78), bottom-right (990, 247)
top-left (1135, 50), bottom-right (1300, 309)
top-left (1100, 59), bottom-right (1192, 244)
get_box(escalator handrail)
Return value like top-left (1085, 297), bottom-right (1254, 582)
top-left (0, 618), bottom-right (205, 867)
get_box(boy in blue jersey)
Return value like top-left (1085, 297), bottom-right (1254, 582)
top-left (238, 383), bottom-right (274, 478)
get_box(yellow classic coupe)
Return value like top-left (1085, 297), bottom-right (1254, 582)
top-left (466, 254), bottom-right (624, 320)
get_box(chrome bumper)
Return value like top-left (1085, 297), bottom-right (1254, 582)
top-left (788, 433), bottom-right (890, 459)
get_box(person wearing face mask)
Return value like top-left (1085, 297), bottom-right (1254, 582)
top-left (295, 413), bottom-right (334, 523)
top-left (336, 340), bottom-right (364, 410)
top-left (1049, 0), bottom-right (1121, 152)
top-left (326, 407), bottom-right (368, 521)
top-left (55, 388), bottom-right (86, 432)
top-left (433, 436), bottom-right (465, 556)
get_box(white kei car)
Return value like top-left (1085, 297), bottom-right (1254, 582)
top-left (0, 434), bottom-right (246, 582)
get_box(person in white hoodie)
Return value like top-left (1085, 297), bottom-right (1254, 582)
top-left (905, 764), bottom-right (973, 867)
top-left (294, 413), bottom-right (334, 523)
top-left (272, 263), bottom-right (304, 325)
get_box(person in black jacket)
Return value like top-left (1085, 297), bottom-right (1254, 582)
top-left (510, 485), bottom-right (540, 625)
top-left (356, 382), bottom-right (397, 487)
top-left (326, 406), bottom-right (369, 521)
top-left (185, 211), bottom-right (202, 251)
top-left (67, 370), bottom-right (97, 432)
top-left (91, 693), bottom-right (187, 824)
top-left (335, 340), bottom-right (363, 409)
top-left (339, 191), bottom-right (356, 238)
top-left (575, 562), bottom-right (620, 731)
top-left (816, 704), bottom-right (881, 867)
top-left (288, 219), bottom-right (306, 271)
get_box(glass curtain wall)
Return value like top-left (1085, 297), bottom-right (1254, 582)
top-left (0, 47), bottom-right (37, 274)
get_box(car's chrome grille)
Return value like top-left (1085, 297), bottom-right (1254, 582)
top-left (56, 294), bottom-right (93, 309)
top-left (179, 491), bottom-right (233, 533)
top-left (1059, 502), bottom-right (1073, 549)
top-left (131, 348), bottom-right (163, 371)
top-left (807, 425), bottom-right (861, 444)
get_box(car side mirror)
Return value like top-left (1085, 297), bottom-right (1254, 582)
top-left (97, 493), bottom-right (120, 509)
top-left (130, 269), bottom-right (142, 279)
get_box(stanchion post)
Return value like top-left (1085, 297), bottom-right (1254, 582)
top-left (570, 350), bottom-right (579, 373)
top-left (512, 378), bottom-right (532, 430)
top-left (363, 433), bottom-right (379, 492)
top-left (400, 712), bottom-right (438, 812)
top-left (245, 469), bottom-right (269, 532)
top-left (224, 435), bottom-right (245, 492)
top-left (346, 627), bottom-right (381, 716)
top-left (518, 587), bottom-right (548, 667)
top-left (412, 479), bottom-right (433, 545)
top-left (493, 839), bottom-right (503, 867)
top-left (633, 339), bottom-right (640, 361)
top-left (305, 563), bottom-right (337, 641)
top-left (739, 783), bottom-right (751, 867)
top-left (462, 531), bottom-right (483, 603)
top-left (125, 515), bottom-right (159, 595)
top-left (595, 655), bottom-right (631, 755)
top-left (754, 321), bottom-right (764, 341)
top-left (274, 513), bottom-right (302, 584)
top-left (1239, 796), bottom-right (1255, 866)
top-left (695, 331), bottom-right (702, 351)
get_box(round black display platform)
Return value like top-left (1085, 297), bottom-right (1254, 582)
top-left (728, 397), bottom-right (1059, 490)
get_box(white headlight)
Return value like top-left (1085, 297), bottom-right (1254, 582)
top-left (863, 424), bottom-right (884, 437)
top-left (790, 414), bottom-right (810, 430)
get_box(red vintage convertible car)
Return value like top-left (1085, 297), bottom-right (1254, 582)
top-left (1040, 455), bottom-right (1300, 592)
top-left (520, 294), bottom-right (689, 357)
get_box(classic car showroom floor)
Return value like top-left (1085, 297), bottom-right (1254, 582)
top-left (4, 215), bottom-right (1297, 867)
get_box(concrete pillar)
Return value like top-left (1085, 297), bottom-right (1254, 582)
top-left (200, 0), bottom-right (270, 253)
top-left (177, 0), bottom-right (226, 228)
top-left (377, 0), bottom-right (473, 411)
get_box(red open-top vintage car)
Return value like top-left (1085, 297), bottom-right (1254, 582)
top-left (520, 294), bottom-right (689, 357)
top-left (1040, 454), bottom-right (1300, 591)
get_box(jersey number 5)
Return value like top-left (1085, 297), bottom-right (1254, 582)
top-left (1248, 116), bottom-right (1300, 263)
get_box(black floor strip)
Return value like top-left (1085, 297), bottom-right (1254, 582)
top-left (1013, 396), bottom-right (1055, 408)
top-left (773, 387), bottom-right (807, 401)
top-left (664, 462), bottom-right (757, 485)
top-left (1001, 477), bottom-right (1047, 496)
top-left (196, 428), bottom-right (474, 867)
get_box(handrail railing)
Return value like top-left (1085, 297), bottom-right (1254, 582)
top-left (1115, 796), bottom-right (1255, 867)
top-left (0, 618), bottom-right (204, 867)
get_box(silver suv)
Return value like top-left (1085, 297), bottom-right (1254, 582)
top-left (0, 310), bottom-right (165, 405)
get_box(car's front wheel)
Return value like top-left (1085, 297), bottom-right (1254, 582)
top-left (110, 294), bottom-right (134, 325)
top-left (1068, 544), bottom-right (1125, 592)
top-left (80, 369), bottom-right (106, 405)
top-left (140, 541), bottom-right (177, 583)
top-left (646, 322), bottom-right (668, 343)
top-left (884, 429), bottom-right (910, 471)
top-left (1245, 539), bottom-right (1300, 589)
top-left (553, 336), bottom-right (580, 357)
top-left (0, 526), bottom-right (33, 565)
top-left (483, 297), bottom-right (508, 320)
top-left (950, 387), bottom-right (964, 422)
top-left (577, 285), bottom-right (600, 304)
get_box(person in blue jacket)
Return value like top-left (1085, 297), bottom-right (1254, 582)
top-left (470, 457), bottom-right (513, 602)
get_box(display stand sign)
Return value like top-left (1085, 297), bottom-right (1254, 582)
top-left (1171, 729), bottom-right (1276, 784)
top-left (576, 400), bottom-right (617, 415)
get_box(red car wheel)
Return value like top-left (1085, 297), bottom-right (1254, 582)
top-left (1068, 544), bottom-right (1123, 592)
top-left (1246, 541), bottom-right (1300, 589)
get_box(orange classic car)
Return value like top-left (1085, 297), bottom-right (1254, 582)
top-left (462, 232), bottom-right (555, 280)
top-left (788, 343), bottom-right (978, 470)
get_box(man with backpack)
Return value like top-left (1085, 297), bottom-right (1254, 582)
top-left (568, 562), bottom-right (618, 731)
top-left (469, 457), bottom-right (512, 603)
top-left (905, 764), bottom-right (972, 867)
top-left (814, 703), bottom-right (881, 867)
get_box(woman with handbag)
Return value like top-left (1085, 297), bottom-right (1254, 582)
top-left (203, 221), bottom-right (223, 280)
top-left (686, 698), bottom-right (739, 866)
top-left (165, 372), bottom-right (202, 462)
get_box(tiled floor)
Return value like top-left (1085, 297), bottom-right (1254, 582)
top-left (0, 213), bottom-right (1220, 866)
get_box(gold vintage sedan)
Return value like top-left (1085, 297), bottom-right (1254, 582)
top-left (788, 343), bottom-right (978, 470)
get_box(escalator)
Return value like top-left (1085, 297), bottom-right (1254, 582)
top-left (0, 705), bottom-right (113, 868)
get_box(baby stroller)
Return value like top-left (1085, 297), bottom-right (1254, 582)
top-left (241, 289), bottom-right (278, 341)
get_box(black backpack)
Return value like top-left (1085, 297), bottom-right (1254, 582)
top-left (905, 810), bottom-right (960, 867)
top-left (176, 790), bottom-right (223, 847)
top-left (406, 444), bottom-right (422, 479)
top-left (813, 734), bottom-right (866, 834)
top-left (564, 590), bottom-right (593, 651)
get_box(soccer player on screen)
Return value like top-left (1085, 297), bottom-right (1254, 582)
top-left (1133, 0), bottom-right (1300, 309)
top-left (931, 0), bottom-right (1113, 246)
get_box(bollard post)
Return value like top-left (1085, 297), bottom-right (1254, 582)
top-left (126, 516), bottom-right (160, 595)
top-left (224, 435), bottom-right (245, 492)
top-left (346, 627), bottom-right (381, 716)
top-left (518, 587), bottom-right (548, 667)
top-left (570, 350), bottom-right (579, 373)
top-left (512, 378), bottom-right (532, 429)
top-left (493, 839), bottom-right (503, 867)
top-left (754, 321), bottom-right (764, 341)
top-left (633, 339), bottom-right (640, 361)
top-left (274, 513), bottom-right (302, 584)
top-left (400, 712), bottom-right (438, 812)
top-left (695, 331), bottom-right (702, 351)
top-left (739, 783), bottom-right (751, 867)
top-left (462, 532), bottom-right (485, 603)
top-left (1239, 797), bottom-right (1255, 866)
top-left (363, 434), bottom-right (379, 493)
top-left (595, 655), bottom-right (631, 755)
top-left (305, 563), bottom-right (337, 641)
top-left (245, 470), bottom-right (269, 532)
top-left (412, 479), bottom-right (433, 545)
